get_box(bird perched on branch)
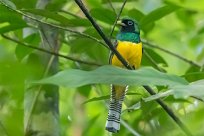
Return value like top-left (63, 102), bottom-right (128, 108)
top-left (105, 18), bottom-right (142, 133)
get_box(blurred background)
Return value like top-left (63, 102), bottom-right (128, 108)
top-left (0, 0), bottom-right (204, 136)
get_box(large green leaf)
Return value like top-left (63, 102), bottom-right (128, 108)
top-left (34, 65), bottom-right (188, 88)
top-left (128, 9), bottom-right (145, 22)
top-left (90, 8), bottom-right (116, 24)
top-left (140, 5), bottom-right (180, 30)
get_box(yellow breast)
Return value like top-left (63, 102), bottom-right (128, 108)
top-left (111, 41), bottom-right (142, 69)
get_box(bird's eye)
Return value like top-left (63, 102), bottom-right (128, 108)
top-left (128, 21), bottom-right (133, 25)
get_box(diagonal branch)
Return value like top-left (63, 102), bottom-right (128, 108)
top-left (1, 34), bottom-right (101, 66)
top-left (142, 39), bottom-right (201, 68)
top-left (74, 0), bottom-right (192, 136)
top-left (106, 0), bottom-right (117, 14)
top-left (109, 0), bottom-right (127, 37)
top-left (143, 50), bottom-right (165, 72)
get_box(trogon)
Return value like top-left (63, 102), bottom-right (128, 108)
top-left (105, 18), bottom-right (142, 133)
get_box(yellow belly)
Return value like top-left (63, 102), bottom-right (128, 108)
top-left (111, 41), bottom-right (142, 69)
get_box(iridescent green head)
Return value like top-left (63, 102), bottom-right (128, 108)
top-left (116, 18), bottom-right (140, 43)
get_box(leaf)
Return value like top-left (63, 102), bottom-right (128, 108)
top-left (82, 92), bottom-right (140, 105)
top-left (172, 80), bottom-right (204, 100)
top-left (90, 8), bottom-right (116, 24)
top-left (77, 85), bottom-right (91, 97)
top-left (22, 9), bottom-right (90, 27)
top-left (15, 33), bottom-right (40, 61)
top-left (102, 0), bottom-right (135, 3)
top-left (142, 48), bottom-right (168, 67)
top-left (82, 95), bottom-right (109, 105)
top-left (143, 80), bottom-right (204, 101)
top-left (140, 5), bottom-right (180, 29)
top-left (0, 23), bottom-right (27, 34)
top-left (128, 9), bottom-right (145, 22)
top-left (1, 0), bottom-right (16, 9)
top-left (0, 5), bottom-right (27, 24)
top-left (70, 37), bottom-right (108, 64)
top-left (33, 65), bottom-right (188, 88)
top-left (143, 90), bottom-right (172, 102)
top-left (124, 101), bottom-right (141, 112)
top-left (183, 72), bottom-right (204, 82)
top-left (12, 0), bottom-right (37, 8)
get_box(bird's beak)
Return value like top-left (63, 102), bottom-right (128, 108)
top-left (116, 20), bottom-right (126, 27)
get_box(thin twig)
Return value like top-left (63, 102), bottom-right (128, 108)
top-left (121, 120), bottom-right (141, 136)
top-left (106, 0), bottom-right (117, 14)
top-left (74, 1), bottom-right (193, 136)
top-left (143, 86), bottom-right (192, 136)
top-left (0, 1), bottom-right (108, 49)
top-left (59, 10), bottom-right (81, 18)
top-left (142, 39), bottom-right (201, 68)
top-left (25, 20), bottom-right (60, 134)
top-left (75, 0), bottom-right (131, 69)
top-left (109, 0), bottom-right (127, 38)
top-left (143, 50), bottom-right (165, 72)
top-left (1, 34), bottom-right (101, 66)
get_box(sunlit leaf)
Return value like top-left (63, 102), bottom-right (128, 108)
top-left (140, 5), bottom-right (180, 30)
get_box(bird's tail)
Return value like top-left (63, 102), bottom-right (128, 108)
top-left (105, 85), bottom-right (128, 133)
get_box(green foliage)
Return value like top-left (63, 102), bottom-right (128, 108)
top-left (35, 65), bottom-right (188, 87)
top-left (0, 0), bottom-right (204, 136)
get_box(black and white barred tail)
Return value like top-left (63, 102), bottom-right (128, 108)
top-left (105, 85), bottom-right (128, 133)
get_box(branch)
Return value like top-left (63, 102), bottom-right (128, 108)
top-left (59, 10), bottom-right (81, 18)
top-left (106, 0), bottom-right (117, 15)
top-left (121, 120), bottom-right (141, 136)
top-left (1, 34), bottom-right (101, 66)
top-left (74, 0), bottom-right (192, 136)
top-left (143, 50), bottom-right (165, 72)
top-left (143, 85), bottom-right (192, 136)
top-left (109, 0), bottom-right (127, 37)
top-left (0, 1), bottom-right (108, 49)
top-left (142, 39), bottom-right (201, 68)
top-left (74, 0), bottom-right (131, 69)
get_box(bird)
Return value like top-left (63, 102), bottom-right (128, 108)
top-left (105, 18), bottom-right (143, 133)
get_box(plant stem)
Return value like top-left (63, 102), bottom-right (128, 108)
top-left (142, 39), bottom-right (201, 68)
top-left (1, 34), bottom-right (101, 66)
top-left (109, 0), bottom-right (127, 37)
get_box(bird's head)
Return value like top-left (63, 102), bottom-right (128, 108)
top-left (117, 18), bottom-right (140, 34)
